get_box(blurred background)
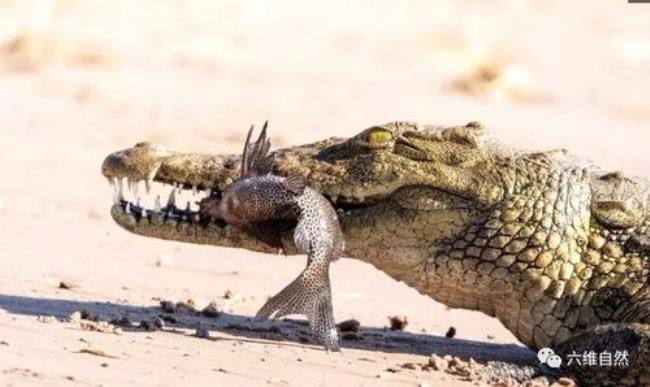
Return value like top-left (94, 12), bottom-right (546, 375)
top-left (0, 2), bottom-right (649, 384)
top-left (2, 0), bottom-right (649, 167)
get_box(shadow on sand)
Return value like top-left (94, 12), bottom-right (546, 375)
top-left (0, 293), bottom-right (536, 366)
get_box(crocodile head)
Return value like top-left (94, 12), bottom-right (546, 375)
top-left (101, 122), bottom-right (514, 268)
top-left (102, 121), bottom-right (650, 352)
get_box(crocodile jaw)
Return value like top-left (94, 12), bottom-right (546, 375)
top-left (101, 141), bottom-right (481, 266)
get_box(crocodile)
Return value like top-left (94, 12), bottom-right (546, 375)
top-left (101, 121), bottom-right (650, 386)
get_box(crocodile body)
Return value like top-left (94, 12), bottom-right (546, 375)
top-left (102, 122), bottom-right (650, 385)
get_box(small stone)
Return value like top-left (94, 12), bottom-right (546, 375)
top-left (428, 354), bottom-right (448, 371)
top-left (78, 348), bottom-right (116, 358)
top-left (77, 319), bottom-right (121, 335)
top-left (401, 362), bottom-right (417, 370)
top-left (201, 301), bottom-right (221, 318)
top-left (0, 340), bottom-right (9, 346)
top-left (445, 326), bottom-right (456, 338)
top-left (58, 281), bottom-right (78, 290)
top-left (388, 316), bottom-right (408, 331)
top-left (337, 319), bottom-right (360, 332)
top-left (223, 290), bottom-right (234, 299)
top-left (486, 334), bottom-right (495, 340)
top-left (176, 299), bottom-right (197, 313)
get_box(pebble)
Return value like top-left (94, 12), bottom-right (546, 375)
top-left (337, 319), bottom-right (360, 332)
top-left (428, 354), bottom-right (448, 371)
top-left (401, 362), bottom-right (417, 370)
top-left (58, 281), bottom-right (78, 290)
top-left (201, 302), bottom-right (221, 318)
top-left (445, 326), bottom-right (456, 338)
top-left (388, 315), bottom-right (408, 331)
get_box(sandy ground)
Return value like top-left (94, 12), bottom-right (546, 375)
top-left (1, 1), bottom-right (649, 386)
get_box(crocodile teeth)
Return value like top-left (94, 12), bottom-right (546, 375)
top-left (192, 185), bottom-right (198, 195)
top-left (128, 179), bottom-right (139, 198)
top-left (126, 202), bottom-right (131, 214)
top-left (146, 169), bottom-right (156, 194)
top-left (141, 209), bottom-right (147, 218)
top-left (117, 178), bottom-right (124, 200)
top-left (167, 189), bottom-right (176, 208)
top-left (185, 201), bottom-right (191, 212)
top-left (154, 195), bottom-right (161, 212)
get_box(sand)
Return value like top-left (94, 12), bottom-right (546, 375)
top-left (1, 1), bottom-right (649, 386)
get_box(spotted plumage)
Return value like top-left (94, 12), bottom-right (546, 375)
top-left (200, 122), bottom-right (344, 350)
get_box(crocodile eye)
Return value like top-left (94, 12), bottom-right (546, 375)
top-left (366, 127), bottom-right (392, 144)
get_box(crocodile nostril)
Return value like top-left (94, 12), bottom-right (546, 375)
top-left (101, 155), bottom-right (126, 176)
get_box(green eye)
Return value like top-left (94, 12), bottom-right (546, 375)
top-left (367, 127), bottom-right (392, 144)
